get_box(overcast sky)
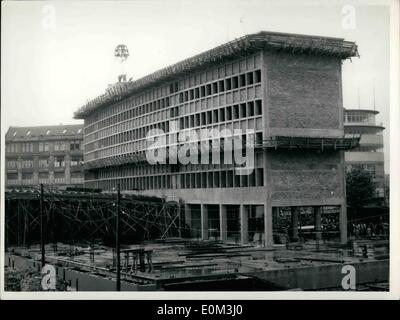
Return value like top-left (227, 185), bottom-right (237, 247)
top-left (1, 0), bottom-right (392, 171)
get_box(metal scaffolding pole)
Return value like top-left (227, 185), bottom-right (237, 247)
top-left (116, 184), bottom-right (121, 291)
top-left (40, 184), bottom-right (45, 267)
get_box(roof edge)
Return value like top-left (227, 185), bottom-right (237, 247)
top-left (75, 31), bottom-right (359, 119)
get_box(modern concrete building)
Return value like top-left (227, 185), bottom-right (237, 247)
top-left (74, 31), bottom-right (359, 246)
top-left (5, 124), bottom-right (84, 189)
top-left (344, 109), bottom-right (385, 200)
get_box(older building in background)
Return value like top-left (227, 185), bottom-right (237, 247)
top-left (5, 124), bottom-right (84, 189)
top-left (74, 31), bottom-right (360, 245)
top-left (344, 109), bottom-right (385, 202)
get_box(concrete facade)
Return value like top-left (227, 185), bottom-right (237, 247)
top-left (5, 124), bottom-right (85, 189)
top-left (75, 32), bottom-right (358, 246)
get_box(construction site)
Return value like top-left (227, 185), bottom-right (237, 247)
top-left (4, 31), bottom-right (390, 291)
top-left (4, 187), bottom-right (389, 291)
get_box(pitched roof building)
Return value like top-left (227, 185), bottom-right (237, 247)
top-left (5, 124), bottom-right (84, 189)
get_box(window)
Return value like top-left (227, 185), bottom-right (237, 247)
top-left (218, 80), bottom-right (225, 92)
top-left (39, 158), bottom-right (49, 168)
top-left (21, 159), bottom-right (33, 168)
top-left (70, 141), bottom-right (81, 151)
top-left (226, 106), bottom-right (232, 121)
top-left (248, 101), bottom-right (254, 116)
top-left (39, 142), bottom-right (50, 152)
top-left (21, 143), bottom-right (33, 153)
top-left (54, 142), bottom-right (66, 151)
top-left (71, 156), bottom-right (83, 166)
top-left (232, 76), bottom-right (239, 89)
top-left (233, 105), bottom-right (239, 119)
top-left (247, 72), bottom-right (254, 85)
top-left (225, 78), bottom-right (232, 91)
top-left (254, 70), bottom-right (261, 83)
top-left (7, 160), bottom-right (17, 169)
top-left (239, 74), bottom-right (246, 87)
top-left (54, 156), bottom-right (65, 167)
top-left (255, 100), bottom-right (262, 115)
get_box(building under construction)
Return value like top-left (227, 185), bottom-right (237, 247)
top-left (73, 31), bottom-right (360, 246)
top-left (5, 32), bottom-right (390, 292)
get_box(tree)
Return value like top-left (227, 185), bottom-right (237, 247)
top-left (346, 166), bottom-right (376, 208)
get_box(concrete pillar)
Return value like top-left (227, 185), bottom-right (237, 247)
top-left (240, 205), bottom-right (248, 245)
top-left (291, 207), bottom-right (299, 241)
top-left (184, 204), bottom-right (192, 238)
top-left (339, 150), bottom-right (348, 244)
top-left (201, 204), bottom-right (208, 240)
top-left (219, 204), bottom-right (227, 241)
top-left (314, 206), bottom-right (322, 241)
top-left (340, 205), bottom-right (348, 244)
top-left (65, 154), bottom-right (71, 185)
top-left (264, 203), bottom-right (274, 247)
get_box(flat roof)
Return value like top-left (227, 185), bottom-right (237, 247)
top-left (74, 31), bottom-right (358, 119)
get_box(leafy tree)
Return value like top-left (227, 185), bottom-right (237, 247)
top-left (346, 166), bottom-right (376, 208)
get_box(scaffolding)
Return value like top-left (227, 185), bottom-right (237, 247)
top-left (4, 188), bottom-right (182, 248)
top-left (74, 31), bottom-right (358, 119)
top-left (82, 135), bottom-right (361, 170)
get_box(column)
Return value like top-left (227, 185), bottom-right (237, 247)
top-left (219, 204), bottom-right (227, 241)
top-left (340, 205), bottom-right (348, 244)
top-left (264, 203), bottom-right (274, 247)
top-left (65, 154), bottom-right (71, 185)
top-left (184, 204), bottom-right (191, 237)
top-left (201, 204), bottom-right (208, 240)
top-left (291, 207), bottom-right (299, 241)
top-left (240, 204), bottom-right (248, 245)
top-left (314, 206), bottom-right (322, 241)
top-left (339, 150), bottom-right (348, 244)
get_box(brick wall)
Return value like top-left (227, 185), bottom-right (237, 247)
top-left (265, 51), bottom-right (342, 132)
top-left (268, 150), bottom-right (343, 203)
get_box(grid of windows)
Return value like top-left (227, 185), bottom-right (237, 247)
top-left (83, 54), bottom-right (265, 191)
top-left (5, 128), bottom-right (84, 187)
top-left (86, 167), bottom-right (264, 191)
top-left (344, 112), bottom-right (375, 125)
